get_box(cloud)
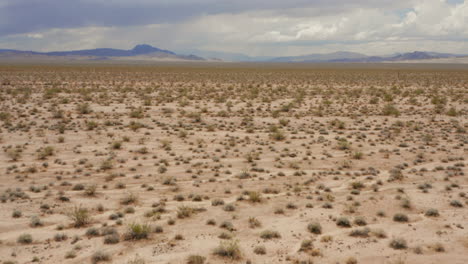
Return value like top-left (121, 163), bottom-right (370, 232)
top-left (0, 0), bottom-right (467, 56)
top-left (0, 0), bottom-right (412, 36)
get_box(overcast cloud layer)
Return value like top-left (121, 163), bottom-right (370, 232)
top-left (0, 0), bottom-right (467, 56)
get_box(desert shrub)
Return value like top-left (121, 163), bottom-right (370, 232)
top-left (6, 148), bottom-right (22, 161)
top-left (12, 209), bottom-right (22, 218)
top-left (37, 146), bottom-right (54, 160)
top-left (76, 103), bottom-right (92, 114)
top-left (248, 217), bottom-right (261, 228)
top-left (349, 227), bottom-right (370, 237)
top-left (354, 217), bottom-right (367, 226)
top-left (393, 213), bottom-right (409, 222)
top-left (161, 176), bottom-right (175, 186)
top-left (30, 216), bottom-right (43, 227)
top-left (336, 217), bottom-right (351, 227)
top-left (111, 141), bottom-right (122, 150)
top-left (68, 206), bottom-right (90, 227)
top-left (186, 255), bottom-right (206, 264)
top-left (127, 256), bottom-right (146, 264)
top-left (65, 250), bottom-right (77, 259)
top-left (154, 225), bottom-right (164, 233)
top-left (211, 199), bottom-right (225, 206)
top-left (400, 198), bottom-right (412, 209)
top-left (213, 240), bottom-right (242, 260)
top-left (72, 184), bottom-right (85, 191)
top-left (125, 207), bottom-right (135, 214)
top-left (101, 227), bottom-right (118, 236)
top-left (446, 107), bottom-right (458, 116)
top-left (129, 107), bottom-right (144, 118)
top-left (220, 221), bottom-right (235, 231)
top-left (307, 222), bottom-right (322, 234)
top-left (337, 139), bottom-right (351, 150)
top-left (248, 191), bottom-right (262, 203)
top-left (372, 229), bottom-right (387, 238)
top-left (177, 206), bottom-right (194, 219)
top-left (270, 130), bottom-right (286, 141)
top-left (377, 210), bottom-right (386, 217)
top-left (85, 184), bottom-right (97, 196)
top-left (91, 250), bottom-right (111, 263)
top-left (100, 159), bottom-right (113, 170)
top-left (389, 238), bottom-right (407, 249)
top-left (350, 181), bottom-right (365, 190)
top-left (121, 193), bottom-right (139, 205)
top-left (104, 233), bottom-right (120, 244)
top-left (124, 223), bottom-right (150, 240)
top-left (389, 169), bottom-right (404, 181)
top-left (253, 245), bottom-right (266, 255)
top-left (345, 257), bottom-right (358, 264)
top-left (223, 204), bottom-right (236, 212)
top-left (17, 233), bottom-right (33, 244)
top-left (425, 208), bottom-right (439, 217)
top-left (450, 200), bottom-right (463, 207)
top-left (352, 151), bottom-right (363, 160)
top-left (260, 230), bottom-right (281, 239)
top-left (382, 104), bottom-right (400, 116)
top-left (54, 233), bottom-right (68, 241)
top-left (300, 239), bottom-right (313, 251)
top-left (274, 207), bottom-right (285, 214)
top-left (432, 242), bottom-right (445, 252)
top-left (86, 227), bottom-right (100, 237)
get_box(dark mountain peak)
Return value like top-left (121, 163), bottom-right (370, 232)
top-left (131, 44), bottom-right (175, 55)
top-left (391, 51), bottom-right (434, 60)
top-left (132, 44), bottom-right (157, 53)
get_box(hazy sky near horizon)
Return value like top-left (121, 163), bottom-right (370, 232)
top-left (0, 0), bottom-right (467, 56)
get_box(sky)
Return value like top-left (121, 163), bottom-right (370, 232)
top-left (0, 0), bottom-right (467, 56)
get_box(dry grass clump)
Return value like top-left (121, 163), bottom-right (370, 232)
top-left (91, 250), bottom-right (111, 263)
top-left (17, 233), bottom-right (33, 244)
top-left (260, 230), bottom-right (281, 239)
top-left (124, 223), bottom-right (151, 240)
top-left (186, 255), bottom-right (206, 264)
top-left (307, 222), bottom-right (322, 234)
top-left (68, 206), bottom-right (91, 228)
top-left (213, 240), bottom-right (242, 260)
top-left (389, 238), bottom-right (408, 250)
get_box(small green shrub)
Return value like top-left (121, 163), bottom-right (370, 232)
top-left (124, 223), bottom-right (151, 240)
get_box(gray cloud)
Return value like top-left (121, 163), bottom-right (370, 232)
top-left (0, 0), bottom-right (410, 36)
top-left (0, 0), bottom-right (467, 56)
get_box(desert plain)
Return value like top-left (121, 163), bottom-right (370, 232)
top-left (0, 63), bottom-right (467, 264)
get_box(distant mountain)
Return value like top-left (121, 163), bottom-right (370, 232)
top-left (0, 46), bottom-right (466, 63)
top-left (270, 51), bottom-right (368, 62)
top-left (268, 51), bottom-right (466, 63)
top-left (184, 50), bottom-right (465, 63)
top-left (386, 51), bottom-right (458, 61)
top-left (179, 49), bottom-right (274, 62)
top-left (0, 44), bottom-right (205, 61)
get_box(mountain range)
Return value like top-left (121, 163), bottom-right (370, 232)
top-left (0, 44), bottom-right (466, 63)
top-left (0, 44), bottom-right (204, 62)
top-left (192, 50), bottom-right (466, 63)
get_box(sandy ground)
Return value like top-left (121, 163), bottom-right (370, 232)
top-left (0, 64), bottom-right (467, 264)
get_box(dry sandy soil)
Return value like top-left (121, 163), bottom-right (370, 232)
top-left (0, 64), bottom-right (467, 264)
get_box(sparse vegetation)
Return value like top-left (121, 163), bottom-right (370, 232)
top-left (0, 64), bottom-right (465, 264)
